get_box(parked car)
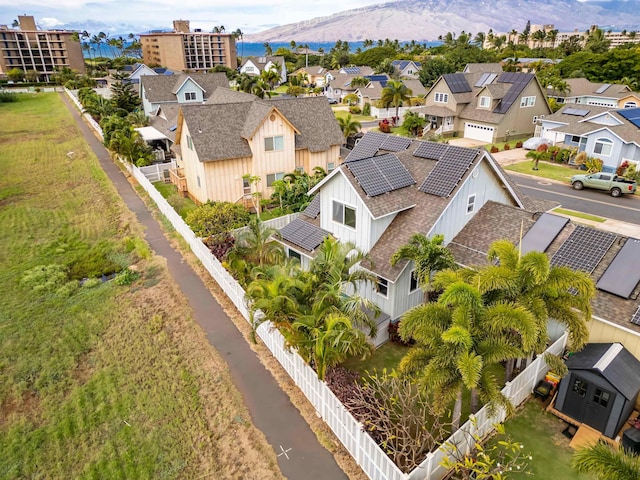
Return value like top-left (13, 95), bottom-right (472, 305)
top-left (571, 172), bottom-right (638, 197)
top-left (326, 97), bottom-right (339, 105)
top-left (523, 137), bottom-right (550, 150)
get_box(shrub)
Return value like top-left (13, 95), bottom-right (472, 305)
top-left (378, 119), bottom-right (391, 133)
top-left (574, 151), bottom-right (588, 166)
top-left (584, 157), bottom-right (603, 173)
top-left (503, 144), bottom-right (510, 150)
top-left (349, 106), bottom-right (361, 115)
top-left (490, 146), bottom-right (499, 153)
top-left (21, 264), bottom-right (68, 293)
top-left (515, 141), bottom-right (523, 148)
top-left (362, 102), bottom-right (371, 116)
top-left (185, 201), bottom-right (250, 238)
top-left (114, 267), bottom-right (140, 286)
top-left (0, 92), bottom-right (18, 103)
top-left (82, 277), bottom-right (103, 288)
top-left (204, 234), bottom-right (236, 260)
top-left (616, 160), bottom-right (630, 177)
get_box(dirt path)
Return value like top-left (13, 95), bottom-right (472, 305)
top-left (59, 92), bottom-right (348, 480)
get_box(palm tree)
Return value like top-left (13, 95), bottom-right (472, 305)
top-left (231, 218), bottom-right (284, 268)
top-left (232, 28), bottom-right (244, 59)
top-left (473, 32), bottom-right (486, 49)
top-left (572, 442), bottom-right (640, 480)
top-left (263, 42), bottom-right (273, 56)
top-left (380, 80), bottom-right (412, 124)
top-left (349, 76), bottom-right (369, 88)
top-left (391, 233), bottom-right (456, 302)
top-left (337, 114), bottom-right (361, 138)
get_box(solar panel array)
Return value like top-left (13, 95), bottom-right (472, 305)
top-left (597, 238), bottom-right (640, 298)
top-left (632, 306), bottom-right (640, 326)
top-left (443, 73), bottom-right (472, 93)
top-left (551, 226), bottom-right (616, 273)
top-left (474, 72), bottom-right (497, 87)
top-left (346, 153), bottom-right (415, 197)
top-left (365, 75), bottom-right (389, 87)
top-left (418, 146), bottom-right (479, 197)
top-left (345, 132), bottom-right (387, 162)
top-left (413, 141), bottom-right (450, 160)
top-left (494, 72), bottom-right (533, 114)
top-left (280, 218), bottom-right (329, 252)
top-left (564, 107), bottom-right (590, 117)
top-left (617, 108), bottom-right (640, 129)
top-left (519, 213), bottom-right (569, 255)
top-left (594, 83), bottom-right (611, 94)
top-left (302, 194), bottom-right (321, 219)
top-left (380, 135), bottom-right (412, 152)
top-left (342, 66), bottom-right (360, 74)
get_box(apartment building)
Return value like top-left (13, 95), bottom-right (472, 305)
top-left (140, 20), bottom-right (237, 72)
top-left (0, 15), bottom-right (84, 80)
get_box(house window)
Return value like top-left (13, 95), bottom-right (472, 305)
top-left (409, 271), bottom-right (419, 293)
top-left (377, 276), bottom-right (388, 297)
top-left (593, 388), bottom-right (610, 408)
top-left (264, 135), bottom-right (284, 151)
top-left (186, 135), bottom-right (193, 150)
top-left (295, 166), bottom-right (304, 173)
top-left (467, 194), bottom-right (476, 214)
top-left (332, 200), bottom-right (356, 229)
top-left (520, 96), bottom-right (536, 107)
top-left (479, 96), bottom-right (490, 108)
top-left (184, 91), bottom-right (196, 101)
top-left (288, 248), bottom-right (301, 262)
top-left (572, 378), bottom-right (587, 398)
top-left (242, 178), bottom-right (251, 195)
top-left (571, 135), bottom-right (582, 143)
top-left (623, 101), bottom-right (637, 108)
top-left (246, 66), bottom-right (255, 72)
top-left (266, 172), bottom-right (285, 186)
top-left (196, 175), bottom-right (201, 188)
top-left (435, 92), bottom-right (449, 103)
top-left (327, 162), bottom-right (335, 172)
top-left (594, 138), bottom-right (613, 156)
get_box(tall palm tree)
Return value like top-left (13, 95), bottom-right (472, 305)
top-left (337, 114), bottom-right (361, 138)
top-left (572, 442), bottom-right (640, 480)
top-left (231, 218), bottom-right (284, 268)
top-left (263, 42), bottom-right (273, 56)
top-left (391, 233), bottom-right (456, 302)
top-left (380, 80), bottom-right (412, 123)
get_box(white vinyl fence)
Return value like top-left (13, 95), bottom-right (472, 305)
top-left (66, 88), bottom-right (104, 139)
top-left (138, 161), bottom-right (178, 182)
top-left (68, 86), bottom-right (570, 480)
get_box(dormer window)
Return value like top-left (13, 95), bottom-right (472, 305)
top-left (184, 91), bottom-right (196, 101)
top-left (479, 96), bottom-right (490, 108)
top-left (265, 135), bottom-right (284, 152)
top-left (435, 92), bottom-right (449, 103)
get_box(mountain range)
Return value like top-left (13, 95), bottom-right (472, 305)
top-left (243, 0), bottom-right (640, 42)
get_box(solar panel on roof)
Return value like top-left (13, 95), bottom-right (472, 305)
top-left (413, 142), bottom-right (449, 160)
top-left (342, 66), bottom-right (360, 74)
top-left (346, 153), bottom-right (414, 196)
top-left (632, 306), bottom-right (640, 326)
top-left (617, 108), bottom-right (640, 128)
top-left (475, 73), bottom-right (490, 87)
top-left (302, 194), bottom-right (321, 219)
top-left (597, 238), bottom-right (640, 298)
top-left (345, 132), bottom-right (386, 162)
top-left (485, 73), bottom-right (497, 85)
top-left (374, 154), bottom-right (415, 190)
top-left (551, 226), bottom-right (616, 273)
top-left (564, 108), bottom-right (590, 116)
top-left (419, 147), bottom-right (479, 197)
top-left (444, 73), bottom-right (471, 94)
top-left (595, 83), bottom-right (611, 94)
top-left (380, 135), bottom-right (412, 152)
top-left (520, 213), bottom-right (569, 255)
top-left (280, 218), bottom-right (329, 252)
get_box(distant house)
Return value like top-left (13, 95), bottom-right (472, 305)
top-left (500, 57), bottom-right (559, 73)
top-left (139, 72), bottom-right (230, 116)
top-left (391, 60), bottom-right (422, 79)
top-left (420, 67), bottom-right (551, 142)
top-left (171, 90), bottom-right (344, 204)
top-left (547, 78), bottom-right (640, 109)
top-left (356, 78), bottom-right (425, 108)
top-left (126, 63), bottom-right (159, 84)
top-left (239, 56), bottom-right (287, 84)
top-left (290, 65), bottom-right (328, 86)
top-left (325, 73), bottom-right (390, 102)
top-left (539, 104), bottom-right (640, 172)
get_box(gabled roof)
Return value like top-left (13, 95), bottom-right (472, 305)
top-left (241, 55), bottom-right (284, 69)
top-left (549, 78), bottom-right (632, 99)
top-left (149, 104), bottom-right (181, 142)
top-left (340, 66), bottom-right (375, 75)
top-left (140, 72), bottom-right (229, 103)
top-left (391, 60), bottom-right (422, 70)
top-left (463, 63), bottom-right (503, 74)
top-left (293, 65), bottom-right (326, 76)
top-left (448, 201), bottom-right (640, 336)
top-left (402, 79), bottom-right (427, 97)
top-left (546, 105), bottom-right (640, 145)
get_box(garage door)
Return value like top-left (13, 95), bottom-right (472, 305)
top-left (464, 123), bottom-right (495, 143)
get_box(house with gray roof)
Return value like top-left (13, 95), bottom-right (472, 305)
top-left (239, 56), bottom-right (287, 84)
top-left (172, 93), bottom-right (344, 205)
top-left (546, 78), bottom-right (640, 109)
top-left (391, 60), bottom-right (422, 79)
top-left (539, 104), bottom-right (640, 172)
top-left (139, 72), bottom-right (230, 116)
top-left (421, 67), bottom-right (551, 142)
top-left (281, 130), bottom-right (640, 354)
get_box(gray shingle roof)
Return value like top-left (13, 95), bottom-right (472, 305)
top-left (141, 72), bottom-right (229, 103)
top-left (550, 78), bottom-right (632, 99)
top-left (149, 104), bottom-right (181, 142)
top-left (463, 63), bottom-right (504, 74)
top-left (547, 106), bottom-right (640, 144)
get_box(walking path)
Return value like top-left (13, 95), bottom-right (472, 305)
top-left (59, 93), bottom-right (348, 480)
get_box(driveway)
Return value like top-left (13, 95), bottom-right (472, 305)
top-left (491, 147), bottom-right (529, 166)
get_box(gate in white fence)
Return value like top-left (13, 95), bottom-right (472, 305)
top-left (68, 86), bottom-right (570, 480)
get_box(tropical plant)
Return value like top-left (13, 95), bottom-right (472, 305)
top-left (525, 145), bottom-right (548, 170)
top-left (572, 441), bottom-right (640, 480)
top-left (391, 233), bottom-right (456, 302)
top-left (185, 201), bottom-right (250, 238)
top-left (401, 111), bottom-right (427, 137)
top-left (229, 218), bottom-right (284, 268)
top-left (337, 114), bottom-right (362, 138)
top-left (381, 80), bottom-right (412, 121)
top-left (269, 168), bottom-right (326, 212)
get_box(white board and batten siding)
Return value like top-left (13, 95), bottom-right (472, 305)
top-left (430, 157), bottom-right (515, 244)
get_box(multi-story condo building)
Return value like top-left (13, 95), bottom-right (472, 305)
top-left (140, 20), bottom-right (237, 72)
top-left (0, 15), bottom-right (84, 81)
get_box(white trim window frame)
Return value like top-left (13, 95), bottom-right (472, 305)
top-left (264, 135), bottom-right (284, 152)
top-left (520, 96), bottom-right (536, 108)
top-left (479, 96), bottom-right (490, 108)
top-left (332, 200), bottom-right (356, 229)
top-left (266, 172), bottom-right (285, 186)
top-left (409, 270), bottom-right (419, 293)
top-left (466, 193), bottom-right (476, 214)
top-left (377, 276), bottom-right (389, 297)
top-left (434, 92), bottom-right (449, 103)
top-left (593, 137), bottom-right (613, 157)
top-left (184, 91), bottom-right (197, 101)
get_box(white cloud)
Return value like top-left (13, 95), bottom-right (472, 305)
top-left (39, 17), bottom-right (65, 27)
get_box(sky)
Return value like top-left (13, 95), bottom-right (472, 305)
top-left (1, 0), bottom-right (388, 35)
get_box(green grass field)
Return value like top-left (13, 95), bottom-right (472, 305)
top-left (0, 93), bottom-right (282, 479)
top-left (504, 160), bottom-right (579, 182)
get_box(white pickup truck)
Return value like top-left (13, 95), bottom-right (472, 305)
top-left (571, 172), bottom-right (637, 197)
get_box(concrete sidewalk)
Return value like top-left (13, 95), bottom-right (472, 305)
top-left (59, 93), bottom-right (348, 480)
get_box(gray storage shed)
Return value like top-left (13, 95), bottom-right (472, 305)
top-left (555, 343), bottom-right (640, 438)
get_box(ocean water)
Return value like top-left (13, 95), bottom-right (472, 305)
top-left (83, 40), bottom-right (441, 59)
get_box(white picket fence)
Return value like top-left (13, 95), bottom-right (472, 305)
top-left (67, 86), bottom-right (569, 480)
top-left (138, 161), bottom-right (178, 182)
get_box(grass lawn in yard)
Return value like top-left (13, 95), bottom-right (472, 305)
top-left (504, 160), bottom-right (579, 183)
top-left (0, 93), bottom-right (282, 479)
top-left (553, 208), bottom-right (606, 223)
top-left (333, 109), bottom-right (375, 123)
top-left (497, 400), bottom-right (596, 479)
top-left (343, 341), bottom-right (411, 375)
top-left (152, 181), bottom-right (197, 219)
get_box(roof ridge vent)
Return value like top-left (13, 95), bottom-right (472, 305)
top-left (594, 343), bottom-right (623, 372)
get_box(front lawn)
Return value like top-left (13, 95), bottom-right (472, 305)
top-left (342, 341), bottom-right (410, 375)
top-left (333, 109), bottom-right (375, 123)
top-left (504, 160), bottom-right (579, 183)
top-left (152, 181), bottom-right (197, 218)
top-left (498, 400), bottom-right (596, 479)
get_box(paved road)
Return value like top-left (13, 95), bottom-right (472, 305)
top-left (510, 173), bottom-right (640, 225)
top-left (59, 93), bottom-right (348, 480)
